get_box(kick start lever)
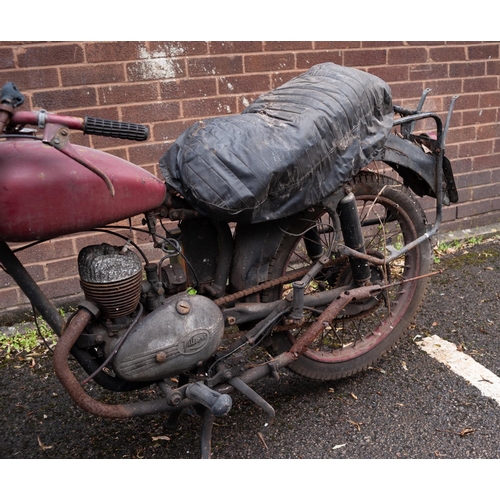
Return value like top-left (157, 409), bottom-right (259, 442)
top-left (185, 382), bottom-right (232, 417)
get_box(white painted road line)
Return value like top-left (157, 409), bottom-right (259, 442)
top-left (416, 334), bottom-right (500, 405)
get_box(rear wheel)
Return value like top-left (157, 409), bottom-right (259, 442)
top-left (265, 172), bottom-right (433, 380)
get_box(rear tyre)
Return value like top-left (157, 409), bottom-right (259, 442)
top-left (265, 172), bottom-right (433, 380)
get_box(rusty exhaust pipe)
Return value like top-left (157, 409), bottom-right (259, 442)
top-left (52, 306), bottom-right (174, 418)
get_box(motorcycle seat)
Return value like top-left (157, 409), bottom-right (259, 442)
top-left (160, 63), bottom-right (393, 223)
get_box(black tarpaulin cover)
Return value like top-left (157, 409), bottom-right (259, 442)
top-left (160, 63), bottom-right (393, 223)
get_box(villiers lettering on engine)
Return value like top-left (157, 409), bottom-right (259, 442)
top-left (0, 63), bottom-right (460, 458)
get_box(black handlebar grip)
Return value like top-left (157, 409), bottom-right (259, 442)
top-left (84, 116), bottom-right (149, 141)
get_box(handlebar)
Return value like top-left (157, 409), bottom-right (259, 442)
top-left (8, 109), bottom-right (149, 141)
top-left (0, 82), bottom-right (149, 141)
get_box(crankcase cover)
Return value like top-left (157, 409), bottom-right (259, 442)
top-left (110, 293), bottom-right (224, 382)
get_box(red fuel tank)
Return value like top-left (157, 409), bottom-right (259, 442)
top-left (0, 139), bottom-right (167, 242)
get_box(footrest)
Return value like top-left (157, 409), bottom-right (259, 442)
top-left (185, 382), bottom-right (232, 417)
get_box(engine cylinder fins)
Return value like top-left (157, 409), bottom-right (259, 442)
top-left (80, 272), bottom-right (142, 318)
top-left (78, 243), bottom-right (143, 318)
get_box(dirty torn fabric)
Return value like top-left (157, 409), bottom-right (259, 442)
top-left (160, 63), bottom-right (393, 223)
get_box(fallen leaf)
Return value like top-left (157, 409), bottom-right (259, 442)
top-left (37, 436), bottom-right (53, 451)
top-left (151, 435), bottom-right (171, 442)
top-left (348, 419), bottom-right (363, 432)
top-left (460, 428), bottom-right (476, 437)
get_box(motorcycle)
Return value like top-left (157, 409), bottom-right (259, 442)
top-left (0, 63), bottom-right (459, 458)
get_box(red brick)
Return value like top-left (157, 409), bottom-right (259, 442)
top-left (315, 42), bottom-right (361, 50)
top-left (39, 276), bottom-right (82, 300)
top-left (453, 93), bottom-right (479, 111)
top-left (389, 81), bottom-right (425, 100)
top-left (149, 41), bottom-right (208, 57)
top-left (0, 68), bottom-right (59, 90)
top-left (0, 268), bottom-right (14, 288)
top-left (370, 66), bottom-right (409, 84)
top-left (15, 239), bottom-right (75, 266)
top-left (264, 42), bottom-right (313, 51)
top-left (454, 170), bottom-right (491, 189)
top-left (33, 87), bottom-right (98, 111)
top-left (447, 126), bottom-right (477, 144)
top-left (457, 199), bottom-right (491, 218)
top-left (449, 62), bottom-right (485, 78)
top-left (217, 74), bottom-right (271, 95)
top-left (97, 83), bottom-right (159, 106)
top-left (24, 264), bottom-right (46, 283)
top-left (244, 53), bottom-right (295, 73)
top-left (388, 47), bottom-right (428, 65)
top-left (270, 71), bottom-right (303, 88)
top-left (459, 139), bottom-right (495, 158)
top-left (126, 58), bottom-right (185, 82)
top-left (160, 77), bottom-right (217, 100)
top-left (296, 51), bottom-right (343, 69)
top-left (45, 257), bottom-right (78, 281)
top-left (61, 63), bottom-right (125, 86)
top-left (472, 182), bottom-right (500, 201)
top-left (84, 105), bottom-right (120, 121)
top-left (462, 108), bottom-right (497, 126)
top-left (17, 43), bottom-right (84, 67)
top-left (183, 96), bottom-right (238, 118)
top-left (468, 44), bottom-right (499, 60)
top-left (0, 47), bottom-right (15, 68)
top-left (188, 56), bottom-right (243, 77)
top-left (473, 153), bottom-right (500, 170)
top-left (492, 168), bottom-right (500, 182)
top-left (478, 123), bottom-right (500, 140)
top-left (0, 288), bottom-right (20, 309)
top-left (85, 42), bottom-right (147, 63)
top-left (406, 42), bottom-right (445, 47)
top-left (344, 49), bottom-right (387, 67)
top-left (122, 101), bottom-right (181, 124)
top-left (153, 119), bottom-right (198, 143)
top-left (128, 142), bottom-right (172, 166)
top-left (429, 46), bottom-right (466, 62)
top-left (464, 76), bottom-right (498, 94)
top-left (423, 78), bottom-right (462, 96)
top-left (409, 64), bottom-right (448, 81)
top-left (237, 93), bottom-right (262, 112)
top-left (486, 59), bottom-right (500, 76)
top-left (479, 92), bottom-right (500, 108)
top-left (209, 42), bottom-right (263, 54)
top-left (450, 157), bottom-right (473, 175)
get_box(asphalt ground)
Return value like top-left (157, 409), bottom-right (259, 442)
top-left (2, 236), bottom-right (500, 462)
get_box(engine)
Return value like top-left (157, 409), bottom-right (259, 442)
top-left (77, 243), bottom-right (224, 382)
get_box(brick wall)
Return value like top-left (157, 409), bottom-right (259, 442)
top-left (1, 41), bottom-right (499, 321)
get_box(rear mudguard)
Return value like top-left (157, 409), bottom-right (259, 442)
top-left (374, 134), bottom-right (458, 205)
